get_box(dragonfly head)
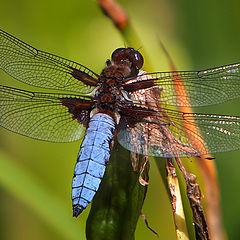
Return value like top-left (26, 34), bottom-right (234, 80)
top-left (111, 47), bottom-right (144, 77)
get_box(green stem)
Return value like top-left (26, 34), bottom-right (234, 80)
top-left (86, 143), bottom-right (147, 240)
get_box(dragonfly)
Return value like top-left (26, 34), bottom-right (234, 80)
top-left (0, 29), bottom-right (240, 217)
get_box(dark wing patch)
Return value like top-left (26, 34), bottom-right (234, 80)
top-left (0, 85), bottom-right (93, 142)
top-left (70, 67), bottom-right (98, 87)
top-left (60, 97), bottom-right (93, 126)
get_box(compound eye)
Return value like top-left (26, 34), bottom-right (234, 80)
top-left (111, 48), bottom-right (126, 63)
top-left (131, 50), bottom-right (144, 69)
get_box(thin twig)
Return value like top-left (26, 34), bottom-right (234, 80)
top-left (96, 0), bottom-right (128, 29)
top-left (165, 158), bottom-right (189, 240)
top-left (175, 157), bottom-right (209, 240)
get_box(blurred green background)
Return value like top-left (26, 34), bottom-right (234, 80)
top-left (0, 0), bottom-right (239, 239)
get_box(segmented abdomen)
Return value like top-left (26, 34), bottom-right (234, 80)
top-left (72, 113), bottom-right (115, 217)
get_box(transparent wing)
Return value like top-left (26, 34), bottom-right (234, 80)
top-left (130, 63), bottom-right (240, 107)
top-left (118, 108), bottom-right (240, 158)
top-left (117, 84), bottom-right (240, 158)
top-left (0, 85), bottom-right (93, 142)
top-left (0, 29), bottom-right (98, 93)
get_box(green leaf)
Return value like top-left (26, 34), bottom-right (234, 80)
top-left (86, 143), bottom-right (147, 240)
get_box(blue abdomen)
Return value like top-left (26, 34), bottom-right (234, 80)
top-left (72, 113), bottom-right (115, 217)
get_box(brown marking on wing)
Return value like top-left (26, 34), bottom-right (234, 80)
top-left (119, 104), bottom-right (156, 126)
top-left (123, 79), bottom-right (155, 92)
top-left (71, 68), bottom-right (98, 86)
top-left (60, 98), bottom-right (93, 126)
